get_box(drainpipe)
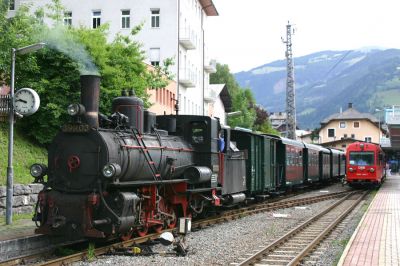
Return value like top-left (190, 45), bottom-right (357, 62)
top-left (175, 0), bottom-right (180, 116)
top-left (202, 11), bottom-right (205, 116)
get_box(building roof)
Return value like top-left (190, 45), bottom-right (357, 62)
top-left (199, 0), bottom-right (219, 16)
top-left (321, 103), bottom-right (378, 125)
top-left (209, 84), bottom-right (232, 112)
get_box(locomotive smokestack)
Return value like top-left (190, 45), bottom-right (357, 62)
top-left (80, 75), bottom-right (100, 128)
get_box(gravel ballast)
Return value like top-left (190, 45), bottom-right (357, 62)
top-left (74, 183), bottom-right (372, 266)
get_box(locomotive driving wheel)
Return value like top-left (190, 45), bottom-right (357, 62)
top-left (152, 224), bottom-right (164, 233)
top-left (166, 205), bottom-right (177, 229)
top-left (120, 230), bottom-right (134, 241)
top-left (137, 226), bottom-right (149, 237)
top-left (137, 210), bottom-right (149, 237)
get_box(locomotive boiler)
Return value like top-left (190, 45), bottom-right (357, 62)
top-left (32, 75), bottom-right (247, 239)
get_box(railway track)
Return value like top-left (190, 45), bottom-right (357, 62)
top-left (1, 189), bottom-right (353, 266)
top-left (231, 190), bottom-right (368, 266)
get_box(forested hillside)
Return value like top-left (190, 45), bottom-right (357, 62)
top-left (235, 48), bottom-right (400, 128)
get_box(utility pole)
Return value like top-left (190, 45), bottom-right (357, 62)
top-left (282, 21), bottom-right (296, 140)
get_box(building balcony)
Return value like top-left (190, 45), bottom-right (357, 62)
top-left (204, 59), bottom-right (216, 73)
top-left (204, 88), bottom-right (217, 103)
top-left (179, 27), bottom-right (197, 50)
top-left (380, 137), bottom-right (391, 148)
top-left (385, 106), bottom-right (400, 148)
top-left (179, 68), bottom-right (196, 87)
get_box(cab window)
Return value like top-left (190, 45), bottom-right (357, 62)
top-left (191, 122), bottom-right (206, 144)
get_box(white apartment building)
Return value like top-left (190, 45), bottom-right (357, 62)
top-left (8, 0), bottom-right (218, 115)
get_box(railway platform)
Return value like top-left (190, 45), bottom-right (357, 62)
top-left (0, 217), bottom-right (36, 241)
top-left (0, 217), bottom-right (71, 262)
top-left (338, 174), bottom-right (400, 265)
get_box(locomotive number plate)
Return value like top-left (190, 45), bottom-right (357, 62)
top-left (62, 123), bottom-right (90, 133)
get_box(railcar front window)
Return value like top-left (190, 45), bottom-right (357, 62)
top-left (349, 152), bottom-right (374, 166)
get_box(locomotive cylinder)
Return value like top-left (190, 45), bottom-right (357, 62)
top-left (80, 75), bottom-right (100, 128)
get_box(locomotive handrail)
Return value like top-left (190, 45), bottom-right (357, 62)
top-left (121, 144), bottom-right (193, 152)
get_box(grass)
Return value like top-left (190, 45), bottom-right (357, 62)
top-left (0, 125), bottom-right (47, 185)
top-left (0, 212), bottom-right (33, 226)
top-left (375, 89), bottom-right (400, 106)
top-left (87, 242), bottom-right (96, 261)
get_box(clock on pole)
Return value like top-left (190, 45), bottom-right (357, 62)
top-left (14, 88), bottom-right (40, 116)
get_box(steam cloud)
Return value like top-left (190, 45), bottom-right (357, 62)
top-left (39, 25), bottom-right (99, 75)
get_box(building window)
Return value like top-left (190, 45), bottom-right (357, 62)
top-left (354, 121), bottom-right (360, 128)
top-left (339, 121), bottom-right (346, 128)
top-left (365, 137), bottom-right (372, 143)
top-left (121, 10), bottom-right (130, 29)
top-left (351, 134), bottom-right (355, 139)
top-left (344, 134), bottom-right (348, 138)
top-left (150, 48), bottom-right (160, 66)
top-left (9, 0), bottom-right (15, 10)
top-left (328, 128), bottom-right (335, 138)
top-left (64, 12), bottom-right (72, 26)
top-left (151, 9), bottom-right (160, 28)
top-left (92, 11), bottom-right (101, 29)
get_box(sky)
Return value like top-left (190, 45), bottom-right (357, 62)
top-left (205, 0), bottom-right (400, 73)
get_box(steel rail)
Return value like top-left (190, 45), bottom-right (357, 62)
top-left (287, 190), bottom-right (369, 265)
top-left (0, 189), bottom-right (352, 266)
top-left (235, 190), bottom-right (368, 266)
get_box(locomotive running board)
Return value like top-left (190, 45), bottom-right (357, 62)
top-left (109, 179), bottom-right (189, 187)
top-left (186, 187), bottom-right (222, 193)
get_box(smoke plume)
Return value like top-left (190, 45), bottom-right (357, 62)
top-left (39, 25), bottom-right (99, 75)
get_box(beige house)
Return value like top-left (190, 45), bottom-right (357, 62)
top-left (319, 103), bottom-right (382, 149)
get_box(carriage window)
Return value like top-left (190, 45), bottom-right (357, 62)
top-left (191, 122), bottom-right (206, 144)
top-left (349, 152), bottom-right (374, 166)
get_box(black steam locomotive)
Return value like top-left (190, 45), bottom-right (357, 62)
top-left (31, 75), bottom-right (345, 240)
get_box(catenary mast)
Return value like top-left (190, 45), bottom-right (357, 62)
top-left (282, 21), bottom-right (296, 139)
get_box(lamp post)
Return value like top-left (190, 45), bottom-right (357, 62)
top-left (6, 42), bottom-right (45, 225)
top-left (375, 108), bottom-right (382, 145)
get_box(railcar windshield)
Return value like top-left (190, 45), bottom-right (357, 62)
top-left (349, 152), bottom-right (374, 166)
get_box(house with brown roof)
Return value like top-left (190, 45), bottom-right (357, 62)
top-left (318, 103), bottom-right (383, 149)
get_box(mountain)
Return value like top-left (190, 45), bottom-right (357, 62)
top-left (235, 49), bottom-right (400, 129)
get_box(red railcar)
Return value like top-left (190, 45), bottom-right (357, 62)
top-left (346, 142), bottom-right (386, 187)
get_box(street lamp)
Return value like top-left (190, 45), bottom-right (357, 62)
top-left (375, 108), bottom-right (382, 145)
top-left (225, 111), bottom-right (241, 126)
top-left (6, 42), bottom-right (45, 225)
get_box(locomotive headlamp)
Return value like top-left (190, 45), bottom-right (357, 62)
top-left (369, 168), bottom-right (375, 173)
top-left (30, 163), bottom-right (48, 178)
top-left (67, 103), bottom-right (85, 116)
top-left (349, 167), bottom-right (355, 172)
top-left (102, 163), bottom-right (121, 178)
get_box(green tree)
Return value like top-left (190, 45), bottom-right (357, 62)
top-left (1, 1), bottom-right (171, 145)
top-left (253, 105), bottom-right (280, 135)
top-left (210, 63), bottom-right (256, 129)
